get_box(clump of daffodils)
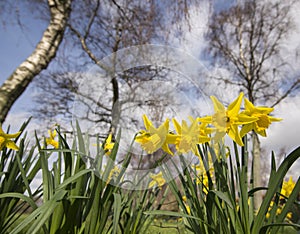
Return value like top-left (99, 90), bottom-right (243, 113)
top-left (265, 200), bottom-right (293, 220)
top-left (265, 176), bottom-right (296, 222)
top-left (135, 92), bottom-right (282, 155)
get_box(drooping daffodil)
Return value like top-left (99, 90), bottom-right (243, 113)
top-left (148, 171), bottom-right (166, 189)
top-left (46, 129), bottom-right (59, 149)
top-left (182, 196), bottom-right (191, 214)
top-left (240, 98), bottom-right (282, 137)
top-left (0, 124), bottom-right (21, 151)
top-left (193, 163), bottom-right (214, 194)
top-left (103, 133), bottom-right (114, 156)
top-left (135, 114), bottom-right (176, 155)
top-left (106, 165), bottom-right (121, 185)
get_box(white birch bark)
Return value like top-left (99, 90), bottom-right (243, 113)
top-left (0, 0), bottom-right (72, 122)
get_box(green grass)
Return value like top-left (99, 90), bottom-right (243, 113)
top-left (147, 219), bottom-right (190, 234)
top-left (7, 214), bottom-right (188, 234)
top-left (6, 213), bottom-right (298, 234)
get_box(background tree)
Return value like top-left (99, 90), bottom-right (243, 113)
top-left (207, 0), bottom-right (300, 209)
top-left (32, 0), bottom-right (197, 137)
top-left (0, 0), bottom-right (72, 123)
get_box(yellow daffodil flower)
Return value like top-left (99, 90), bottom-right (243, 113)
top-left (181, 196), bottom-right (191, 214)
top-left (46, 129), bottom-right (59, 149)
top-left (200, 93), bottom-right (257, 146)
top-left (199, 121), bottom-right (214, 138)
top-left (106, 165), bottom-right (121, 185)
top-left (103, 133), bottom-right (114, 156)
top-left (172, 117), bottom-right (210, 156)
top-left (240, 98), bottom-right (282, 137)
top-left (0, 124), bottom-right (21, 151)
top-left (135, 114), bottom-right (176, 155)
top-left (192, 163), bottom-right (206, 175)
top-left (280, 176), bottom-right (295, 198)
top-left (148, 171), bottom-right (166, 189)
top-left (193, 164), bottom-right (214, 194)
top-left (184, 204), bottom-right (191, 215)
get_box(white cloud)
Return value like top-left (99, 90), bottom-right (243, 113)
top-left (170, 1), bottom-right (211, 58)
top-left (261, 95), bottom-right (300, 152)
top-left (260, 95), bottom-right (300, 178)
top-left (3, 111), bottom-right (40, 135)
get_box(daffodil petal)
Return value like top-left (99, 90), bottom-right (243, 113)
top-left (198, 116), bottom-right (212, 123)
top-left (48, 139), bottom-right (59, 148)
top-left (106, 134), bottom-right (112, 144)
top-left (142, 114), bottom-right (153, 130)
top-left (151, 171), bottom-right (163, 179)
top-left (237, 114), bottom-right (258, 124)
top-left (6, 141), bottom-right (19, 151)
top-left (161, 143), bottom-right (173, 155)
top-left (228, 125), bottom-right (244, 146)
top-left (162, 118), bottom-right (170, 132)
top-left (211, 96), bottom-right (226, 112)
top-left (240, 123), bottom-right (253, 138)
top-left (0, 125), bottom-right (5, 135)
top-left (244, 97), bottom-right (255, 112)
top-left (188, 116), bottom-right (196, 123)
top-left (51, 130), bottom-right (57, 138)
top-left (228, 92), bottom-right (243, 116)
top-left (46, 138), bottom-right (51, 145)
top-left (3, 131), bottom-right (21, 139)
top-left (244, 98), bottom-right (274, 114)
top-left (172, 118), bottom-right (182, 135)
top-left (191, 145), bottom-right (200, 156)
top-left (0, 137), bottom-right (5, 150)
top-left (182, 120), bottom-right (188, 131)
top-left (198, 135), bottom-right (210, 144)
top-left (148, 180), bottom-right (156, 188)
top-left (166, 134), bottom-right (178, 144)
top-left (256, 129), bottom-right (267, 137)
top-left (269, 116), bottom-right (282, 122)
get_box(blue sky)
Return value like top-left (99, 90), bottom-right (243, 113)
top-left (0, 3), bottom-right (46, 115)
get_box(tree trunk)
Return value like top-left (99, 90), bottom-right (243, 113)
top-left (0, 0), bottom-right (72, 123)
top-left (109, 32), bottom-right (121, 135)
top-left (252, 132), bottom-right (262, 211)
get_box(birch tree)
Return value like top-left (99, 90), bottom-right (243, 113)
top-left (0, 0), bottom-right (72, 123)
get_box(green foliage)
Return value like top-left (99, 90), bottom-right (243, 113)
top-left (1, 121), bottom-right (164, 233)
top-left (1, 120), bottom-right (299, 233)
top-left (0, 119), bottom-right (41, 234)
top-left (147, 139), bottom-right (300, 234)
top-left (115, 186), bottom-right (169, 234)
top-left (8, 121), bottom-right (124, 234)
